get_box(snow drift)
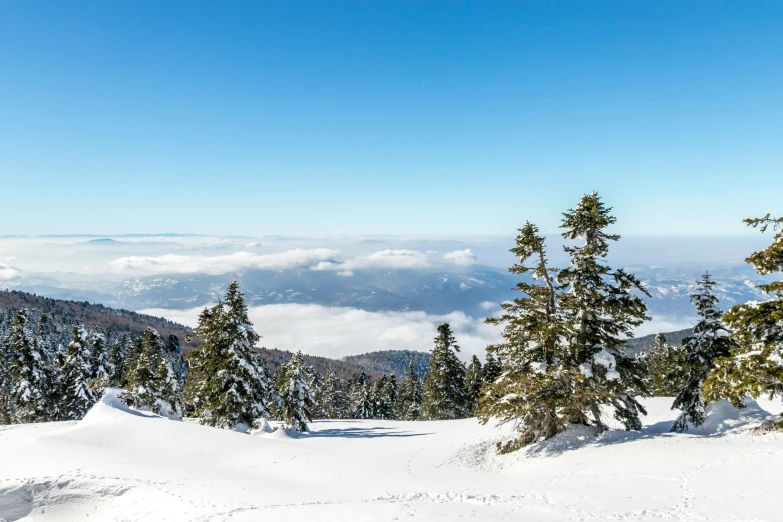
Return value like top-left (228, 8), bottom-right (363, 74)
top-left (1, 392), bottom-right (782, 521)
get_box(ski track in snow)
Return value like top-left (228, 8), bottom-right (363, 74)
top-left (1, 395), bottom-right (783, 521)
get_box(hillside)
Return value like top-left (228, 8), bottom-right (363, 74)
top-left (342, 350), bottom-right (431, 379)
top-left (0, 290), bottom-right (196, 349)
top-left (623, 328), bottom-right (694, 357)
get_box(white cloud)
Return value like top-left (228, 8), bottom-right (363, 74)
top-left (0, 264), bottom-right (18, 280)
top-left (443, 249), bottom-right (477, 266)
top-left (633, 315), bottom-right (698, 338)
top-left (315, 249), bottom-right (432, 272)
top-left (108, 249), bottom-right (338, 276)
top-left (141, 304), bottom-right (502, 361)
top-left (479, 301), bottom-right (497, 310)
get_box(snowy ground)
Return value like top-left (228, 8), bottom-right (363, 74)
top-left (1, 394), bottom-right (782, 521)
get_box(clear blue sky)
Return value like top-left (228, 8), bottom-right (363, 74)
top-left (1, 1), bottom-right (781, 236)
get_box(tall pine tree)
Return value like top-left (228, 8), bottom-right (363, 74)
top-left (704, 215), bottom-right (783, 416)
top-left (60, 325), bottom-right (96, 420)
top-left (7, 310), bottom-right (50, 423)
top-left (276, 351), bottom-right (314, 431)
top-left (421, 323), bottom-right (468, 420)
top-left (670, 273), bottom-right (736, 431)
top-left (558, 192), bottom-right (649, 432)
top-left (397, 361), bottom-right (423, 421)
top-left (184, 280), bottom-right (270, 429)
top-left (478, 222), bottom-right (571, 451)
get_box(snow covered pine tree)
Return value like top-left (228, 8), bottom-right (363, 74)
top-left (184, 280), bottom-right (270, 430)
top-left (479, 194), bottom-right (650, 453)
top-left (276, 350), bottom-right (314, 431)
top-left (704, 215), bottom-right (783, 424)
top-left (670, 273), bottom-right (736, 431)
top-left (421, 322), bottom-right (468, 420)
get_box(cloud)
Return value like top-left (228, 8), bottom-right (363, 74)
top-left (108, 249), bottom-right (338, 275)
top-left (479, 301), bottom-right (497, 310)
top-left (141, 304), bottom-right (503, 361)
top-left (0, 264), bottom-right (18, 280)
top-left (443, 249), bottom-right (477, 266)
top-left (634, 315), bottom-right (698, 338)
top-left (315, 249), bottom-right (432, 272)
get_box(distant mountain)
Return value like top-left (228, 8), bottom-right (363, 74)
top-left (342, 350), bottom-right (431, 379)
top-left (623, 328), bottom-right (694, 357)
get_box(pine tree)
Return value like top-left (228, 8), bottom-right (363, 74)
top-left (184, 280), bottom-right (270, 429)
top-left (88, 330), bottom-right (110, 396)
top-left (465, 355), bottom-right (483, 415)
top-left (106, 333), bottom-right (130, 388)
top-left (372, 374), bottom-right (396, 419)
top-left (643, 333), bottom-right (687, 396)
top-left (320, 369), bottom-right (348, 419)
top-left (352, 380), bottom-right (374, 419)
top-left (670, 273), bottom-right (736, 431)
top-left (397, 361), bottom-right (423, 420)
top-left (477, 222), bottom-right (571, 451)
top-left (704, 215), bottom-right (783, 416)
top-left (60, 325), bottom-right (96, 420)
top-left (482, 351), bottom-right (502, 388)
top-left (121, 327), bottom-right (181, 416)
top-left (276, 351), bottom-right (314, 431)
top-left (0, 330), bottom-right (13, 424)
top-left (35, 314), bottom-right (60, 420)
top-left (421, 323), bottom-right (468, 420)
top-left (7, 310), bottom-right (49, 423)
top-left (558, 192), bottom-right (649, 432)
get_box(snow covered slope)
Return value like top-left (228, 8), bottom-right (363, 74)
top-left (1, 392), bottom-right (782, 521)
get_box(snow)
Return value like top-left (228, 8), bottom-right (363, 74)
top-left (1, 395), bottom-right (783, 521)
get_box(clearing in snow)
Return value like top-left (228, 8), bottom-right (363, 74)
top-left (0, 390), bottom-right (781, 521)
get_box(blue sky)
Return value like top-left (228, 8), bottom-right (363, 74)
top-left (1, 1), bottom-right (781, 236)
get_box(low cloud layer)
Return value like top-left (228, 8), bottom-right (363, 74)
top-left (108, 249), bottom-right (338, 275)
top-left (142, 304), bottom-right (503, 361)
top-left (0, 264), bottom-right (18, 280)
top-left (141, 303), bottom-right (687, 361)
top-left (108, 247), bottom-right (480, 276)
top-left (443, 249), bottom-right (477, 266)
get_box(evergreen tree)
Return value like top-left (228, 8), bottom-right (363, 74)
top-left (122, 327), bottom-right (182, 416)
top-left (397, 361), bottom-right (423, 420)
top-left (373, 374), bottom-right (396, 419)
top-left (352, 380), bottom-right (374, 419)
top-left (88, 330), bottom-right (110, 396)
top-left (482, 351), bottom-right (502, 389)
top-left (307, 365), bottom-right (325, 419)
top-left (643, 333), bottom-right (687, 396)
top-left (276, 351), bottom-right (314, 431)
top-left (320, 369), bottom-right (348, 419)
top-left (558, 193), bottom-right (649, 432)
top-left (477, 222), bottom-right (571, 451)
top-left (704, 215), bottom-right (783, 417)
top-left (60, 325), bottom-right (96, 420)
top-left (670, 273), bottom-right (736, 431)
top-left (106, 333), bottom-right (130, 388)
top-left (184, 280), bottom-right (270, 429)
top-left (7, 310), bottom-right (49, 422)
top-left (35, 314), bottom-right (60, 420)
top-left (465, 355), bottom-right (483, 415)
top-left (421, 323), bottom-right (468, 420)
